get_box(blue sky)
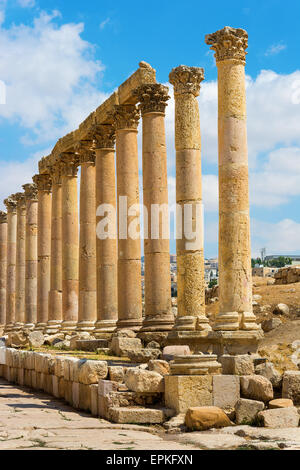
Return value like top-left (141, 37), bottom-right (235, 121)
top-left (0, 0), bottom-right (300, 258)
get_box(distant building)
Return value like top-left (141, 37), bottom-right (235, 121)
top-left (252, 266), bottom-right (279, 278)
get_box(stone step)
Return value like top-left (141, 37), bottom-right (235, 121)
top-left (109, 406), bottom-right (169, 424)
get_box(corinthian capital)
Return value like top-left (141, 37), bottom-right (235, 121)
top-left (113, 104), bottom-right (140, 130)
top-left (33, 174), bottom-right (52, 192)
top-left (133, 84), bottom-right (170, 115)
top-left (13, 192), bottom-right (26, 208)
top-left (0, 211), bottom-right (7, 223)
top-left (169, 65), bottom-right (204, 97)
top-left (60, 152), bottom-right (79, 177)
top-left (75, 140), bottom-right (95, 164)
top-left (4, 196), bottom-right (18, 213)
top-left (92, 124), bottom-right (116, 150)
top-left (23, 184), bottom-right (38, 201)
top-left (205, 26), bottom-right (248, 64)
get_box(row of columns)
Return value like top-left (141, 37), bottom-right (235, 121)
top-left (0, 27), bottom-right (260, 347)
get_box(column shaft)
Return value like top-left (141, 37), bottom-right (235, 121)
top-left (61, 154), bottom-right (79, 333)
top-left (78, 143), bottom-right (97, 332)
top-left (4, 198), bottom-right (17, 331)
top-left (14, 194), bottom-right (26, 330)
top-left (23, 184), bottom-right (38, 330)
top-left (94, 126), bottom-right (118, 335)
top-left (114, 105), bottom-right (142, 330)
top-left (134, 84), bottom-right (173, 332)
top-left (0, 212), bottom-right (7, 330)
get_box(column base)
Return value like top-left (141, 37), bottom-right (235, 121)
top-left (76, 321), bottom-right (96, 333)
top-left (4, 324), bottom-right (14, 333)
top-left (116, 318), bottom-right (143, 332)
top-left (35, 323), bottom-right (47, 331)
top-left (61, 321), bottom-right (77, 334)
top-left (170, 354), bottom-right (222, 376)
top-left (45, 320), bottom-right (62, 335)
top-left (24, 323), bottom-right (35, 331)
top-left (13, 323), bottom-right (24, 331)
top-left (213, 312), bottom-right (239, 331)
top-left (140, 314), bottom-right (174, 332)
top-left (173, 315), bottom-right (212, 332)
top-left (94, 319), bottom-right (117, 335)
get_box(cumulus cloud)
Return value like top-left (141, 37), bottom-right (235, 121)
top-left (251, 218), bottom-right (300, 256)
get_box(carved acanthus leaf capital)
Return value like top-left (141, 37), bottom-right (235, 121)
top-left (92, 125), bottom-right (116, 150)
top-left (205, 26), bottom-right (248, 64)
top-left (33, 174), bottom-right (52, 192)
top-left (4, 196), bottom-right (18, 213)
top-left (133, 84), bottom-right (170, 115)
top-left (169, 65), bottom-right (204, 97)
top-left (113, 104), bottom-right (140, 130)
top-left (75, 140), bottom-right (95, 164)
top-left (22, 184), bottom-right (38, 201)
top-left (0, 211), bottom-right (7, 223)
top-left (60, 153), bottom-right (79, 177)
top-left (13, 192), bottom-right (26, 208)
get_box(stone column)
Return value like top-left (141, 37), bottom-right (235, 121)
top-left (23, 184), bottom-right (38, 330)
top-left (14, 193), bottom-right (26, 330)
top-left (33, 174), bottom-right (52, 331)
top-left (133, 84), bottom-right (174, 332)
top-left (113, 105), bottom-right (143, 330)
top-left (77, 142), bottom-right (97, 332)
top-left (169, 66), bottom-right (211, 333)
top-left (47, 163), bottom-right (63, 333)
top-left (61, 153), bottom-right (79, 333)
top-left (205, 27), bottom-right (260, 343)
top-left (93, 125), bottom-right (118, 336)
top-left (0, 211), bottom-right (7, 331)
top-left (4, 197), bottom-right (17, 331)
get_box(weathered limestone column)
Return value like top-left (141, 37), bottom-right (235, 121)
top-left (14, 193), bottom-right (26, 330)
top-left (0, 211), bottom-right (7, 330)
top-left (205, 27), bottom-right (260, 343)
top-left (93, 125), bottom-right (118, 335)
top-left (23, 184), bottom-right (38, 330)
top-left (4, 197), bottom-right (17, 331)
top-left (47, 163), bottom-right (63, 333)
top-left (33, 174), bottom-right (52, 331)
top-left (134, 84), bottom-right (174, 332)
top-left (113, 105), bottom-right (143, 330)
top-left (61, 153), bottom-right (79, 333)
top-left (77, 142), bottom-right (97, 332)
top-left (169, 66), bottom-right (211, 333)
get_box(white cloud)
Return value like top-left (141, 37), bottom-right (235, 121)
top-left (251, 218), bottom-right (300, 256)
top-left (99, 17), bottom-right (110, 30)
top-left (265, 43), bottom-right (287, 56)
top-left (0, 10), bottom-right (108, 144)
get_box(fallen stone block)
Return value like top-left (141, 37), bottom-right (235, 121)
top-left (261, 318), bottom-right (282, 333)
top-left (28, 331), bottom-right (45, 348)
top-left (76, 339), bottom-right (108, 352)
top-left (44, 334), bottom-right (65, 346)
top-left (109, 407), bottom-right (165, 424)
top-left (282, 371), bottom-right (300, 405)
top-left (255, 362), bottom-right (282, 389)
top-left (220, 355), bottom-right (254, 376)
top-left (78, 360), bottom-right (108, 385)
top-left (269, 398), bottom-right (294, 409)
top-left (165, 375), bottom-right (213, 414)
top-left (108, 366), bottom-right (125, 383)
top-left (162, 345), bottom-right (191, 361)
top-left (185, 406), bottom-right (232, 431)
top-left (125, 368), bottom-right (164, 393)
top-left (258, 407), bottom-right (299, 428)
top-left (128, 349), bottom-right (161, 363)
top-left (240, 375), bottom-right (273, 402)
top-left (110, 337), bottom-right (142, 357)
top-left (212, 375), bottom-right (240, 409)
top-left (7, 331), bottom-right (28, 348)
top-left (148, 360), bottom-right (170, 376)
top-left (235, 398), bottom-right (265, 424)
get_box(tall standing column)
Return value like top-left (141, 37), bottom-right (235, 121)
top-left (205, 27), bottom-right (260, 335)
top-left (33, 174), bottom-right (52, 331)
top-left (61, 153), bottom-right (79, 333)
top-left (4, 197), bottom-right (17, 332)
top-left (93, 125), bottom-right (118, 335)
top-left (133, 84), bottom-right (174, 332)
top-left (23, 184), bottom-right (38, 330)
top-left (47, 163), bottom-right (63, 333)
top-left (0, 211), bottom-right (7, 331)
top-left (113, 105), bottom-right (143, 330)
top-left (14, 193), bottom-right (26, 330)
top-left (169, 66), bottom-right (211, 333)
top-left (77, 142), bottom-right (97, 332)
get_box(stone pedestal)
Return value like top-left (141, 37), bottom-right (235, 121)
top-left (23, 184), bottom-right (38, 330)
top-left (170, 354), bottom-right (222, 376)
top-left (0, 212), bottom-right (7, 329)
top-left (77, 142), bottom-right (97, 332)
top-left (4, 197), bottom-right (17, 332)
top-left (165, 375), bottom-right (213, 414)
top-left (61, 153), bottom-right (79, 333)
top-left (47, 163), bottom-right (63, 334)
top-left (93, 126), bottom-right (118, 336)
top-left (169, 65), bottom-right (211, 334)
top-left (114, 105), bottom-right (143, 331)
top-left (205, 27), bottom-right (261, 346)
top-left (33, 174), bottom-right (52, 331)
top-left (134, 84), bottom-right (173, 332)
top-left (14, 194), bottom-right (26, 330)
